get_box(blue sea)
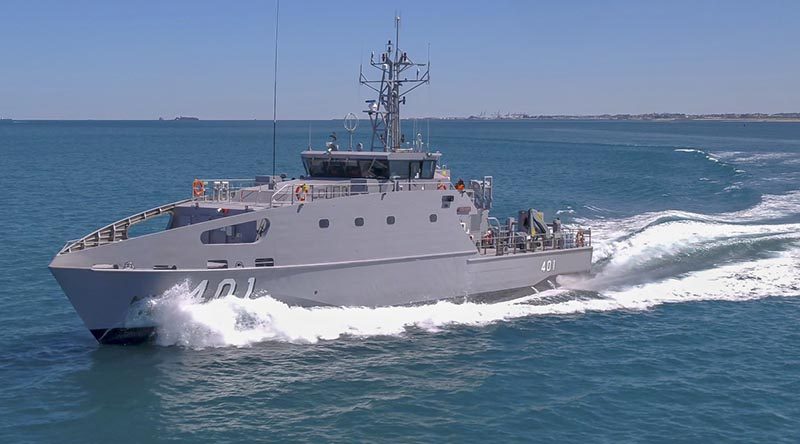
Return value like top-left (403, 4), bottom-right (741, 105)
top-left (1, 120), bottom-right (799, 443)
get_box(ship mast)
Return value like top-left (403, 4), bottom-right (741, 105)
top-left (359, 16), bottom-right (430, 152)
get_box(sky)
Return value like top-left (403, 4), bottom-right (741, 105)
top-left (1, 0), bottom-right (798, 119)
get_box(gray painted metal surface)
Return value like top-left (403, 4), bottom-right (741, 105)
top-left (49, 20), bottom-right (593, 343)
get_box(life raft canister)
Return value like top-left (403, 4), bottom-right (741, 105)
top-left (294, 184), bottom-right (309, 201)
top-left (192, 179), bottom-right (205, 197)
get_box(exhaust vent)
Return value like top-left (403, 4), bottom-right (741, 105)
top-left (255, 258), bottom-right (275, 267)
top-left (207, 260), bottom-right (228, 269)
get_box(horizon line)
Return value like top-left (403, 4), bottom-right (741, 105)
top-left (3, 112), bottom-right (800, 122)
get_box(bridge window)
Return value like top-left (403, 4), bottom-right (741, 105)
top-left (201, 219), bottom-right (268, 244)
top-left (302, 156), bottom-right (436, 180)
top-left (304, 157), bottom-right (390, 179)
top-left (421, 160), bottom-right (435, 179)
top-left (388, 160), bottom-right (436, 179)
top-left (319, 218), bottom-right (330, 228)
top-left (355, 217), bottom-right (365, 227)
top-left (390, 161), bottom-right (411, 178)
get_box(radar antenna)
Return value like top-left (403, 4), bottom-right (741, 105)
top-left (343, 112), bottom-right (358, 150)
top-left (359, 16), bottom-right (430, 152)
top-left (271, 0), bottom-right (280, 178)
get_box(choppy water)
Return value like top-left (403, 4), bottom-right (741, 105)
top-left (1, 120), bottom-right (799, 442)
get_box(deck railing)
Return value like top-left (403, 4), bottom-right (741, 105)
top-left (192, 178), bottom-right (461, 207)
top-left (59, 199), bottom-right (191, 254)
top-left (476, 227), bottom-right (592, 256)
top-left (270, 180), bottom-right (463, 207)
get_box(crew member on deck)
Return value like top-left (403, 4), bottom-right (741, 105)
top-left (455, 178), bottom-right (465, 191)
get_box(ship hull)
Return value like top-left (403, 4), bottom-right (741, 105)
top-left (50, 247), bottom-right (592, 344)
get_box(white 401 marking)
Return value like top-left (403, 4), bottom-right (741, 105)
top-left (541, 259), bottom-right (556, 273)
top-left (188, 277), bottom-right (257, 299)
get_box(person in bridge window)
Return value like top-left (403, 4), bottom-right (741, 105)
top-left (455, 178), bottom-right (465, 191)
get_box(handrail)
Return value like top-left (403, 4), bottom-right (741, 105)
top-left (191, 178), bottom-right (461, 207)
top-left (477, 227), bottom-right (592, 256)
top-left (192, 179), bottom-right (260, 204)
top-left (59, 199), bottom-right (191, 254)
top-left (269, 180), bottom-right (461, 207)
top-left (61, 179), bottom-right (588, 256)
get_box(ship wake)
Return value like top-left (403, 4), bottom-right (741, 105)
top-left (149, 191), bottom-right (800, 348)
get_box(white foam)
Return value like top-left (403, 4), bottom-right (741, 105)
top-left (591, 219), bottom-right (800, 267)
top-left (145, 191), bottom-right (800, 349)
top-left (715, 151), bottom-right (800, 164)
top-left (148, 247), bottom-right (800, 349)
top-left (728, 191), bottom-right (800, 220)
top-left (578, 191), bottom-right (800, 254)
top-left (600, 250), bottom-right (800, 308)
top-left (674, 147), bottom-right (722, 163)
top-left (149, 285), bottom-right (574, 348)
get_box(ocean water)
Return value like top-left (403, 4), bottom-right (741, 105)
top-left (1, 120), bottom-right (799, 442)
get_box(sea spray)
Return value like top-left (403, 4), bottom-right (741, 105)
top-left (146, 191), bottom-right (800, 348)
top-left (150, 287), bottom-right (572, 348)
top-left (148, 248), bottom-right (799, 349)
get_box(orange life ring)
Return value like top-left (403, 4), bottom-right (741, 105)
top-left (437, 182), bottom-right (447, 191)
top-left (294, 184), bottom-right (309, 202)
top-left (192, 179), bottom-right (204, 197)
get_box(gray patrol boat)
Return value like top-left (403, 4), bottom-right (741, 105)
top-left (50, 23), bottom-right (593, 344)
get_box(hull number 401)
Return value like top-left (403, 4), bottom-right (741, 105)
top-left (541, 260), bottom-right (556, 273)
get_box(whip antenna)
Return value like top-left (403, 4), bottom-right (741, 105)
top-left (271, 0), bottom-right (280, 178)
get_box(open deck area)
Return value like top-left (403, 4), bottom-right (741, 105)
top-left (475, 227), bottom-right (592, 257)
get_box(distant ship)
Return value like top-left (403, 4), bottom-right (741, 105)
top-left (174, 116), bottom-right (199, 121)
top-left (50, 19), bottom-right (593, 344)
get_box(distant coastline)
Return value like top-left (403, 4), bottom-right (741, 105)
top-left (441, 112), bottom-right (800, 122)
top-left (159, 116), bottom-right (200, 121)
top-left (2, 114), bottom-right (799, 122)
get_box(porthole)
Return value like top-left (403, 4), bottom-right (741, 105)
top-left (355, 217), bottom-right (365, 227)
top-left (429, 214), bottom-right (438, 223)
top-left (319, 218), bottom-right (330, 228)
top-left (386, 216), bottom-right (396, 225)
